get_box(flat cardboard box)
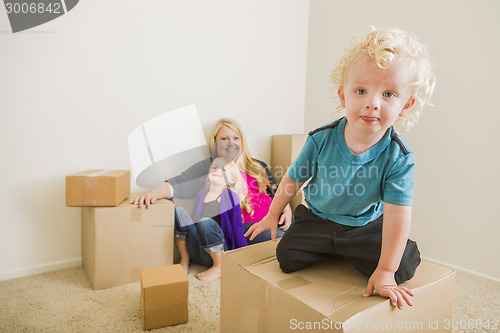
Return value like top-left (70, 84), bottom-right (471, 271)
top-left (82, 194), bottom-right (174, 290)
top-left (221, 240), bottom-right (455, 333)
top-left (66, 169), bottom-right (130, 206)
top-left (141, 264), bottom-right (188, 330)
top-left (271, 134), bottom-right (307, 183)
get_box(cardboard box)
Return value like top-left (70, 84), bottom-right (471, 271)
top-left (66, 169), bottom-right (130, 206)
top-left (271, 134), bottom-right (307, 183)
top-left (221, 241), bottom-right (455, 333)
top-left (290, 189), bottom-right (306, 213)
top-left (141, 264), bottom-right (188, 330)
top-left (271, 134), bottom-right (308, 212)
top-left (82, 195), bottom-right (174, 290)
top-left (271, 134), bottom-right (307, 213)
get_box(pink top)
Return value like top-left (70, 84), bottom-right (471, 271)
top-left (241, 172), bottom-right (273, 223)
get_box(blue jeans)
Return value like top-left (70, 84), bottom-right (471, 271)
top-left (242, 221), bottom-right (285, 245)
top-left (175, 207), bottom-right (226, 267)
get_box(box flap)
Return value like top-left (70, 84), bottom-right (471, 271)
top-left (141, 265), bottom-right (187, 288)
top-left (225, 240), bottom-right (278, 267)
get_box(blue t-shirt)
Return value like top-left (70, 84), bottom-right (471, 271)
top-left (287, 117), bottom-right (415, 227)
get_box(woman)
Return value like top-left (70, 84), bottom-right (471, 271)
top-left (132, 117), bottom-right (292, 244)
top-left (174, 158), bottom-right (247, 281)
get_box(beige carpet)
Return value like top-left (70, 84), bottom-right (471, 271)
top-left (0, 264), bottom-right (499, 333)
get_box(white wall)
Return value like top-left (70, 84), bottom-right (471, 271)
top-left (0, 0), bottom-right (309, 280)
top-left (305, 0), bottom-right (500, 279)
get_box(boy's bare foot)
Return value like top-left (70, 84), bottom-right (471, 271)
top-left (197, 266), bottom-right (221, 281)
top-left (179, 257), bottom-right (189, 276)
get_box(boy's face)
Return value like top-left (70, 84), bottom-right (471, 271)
top-left (338, 56), bottom-right (415, 136)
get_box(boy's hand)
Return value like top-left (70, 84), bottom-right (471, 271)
top-left (244, 213), bottom-right (279, 241)
top-left (278, 204), bottom-right (292, 231)
top-left (363, 267), bottom-right (414, 310)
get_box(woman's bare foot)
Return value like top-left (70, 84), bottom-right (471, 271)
top-left (197, 266), bottom-right (221, 281)
top-left (197, 250), bottom-right (222, 281)
top-left (179, 257), bottom-right (189, 275)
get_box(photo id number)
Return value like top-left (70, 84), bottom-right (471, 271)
top-left (5, 2), bottom-right (62, 14)
top-left (443, 318), bottom-right (499, 330)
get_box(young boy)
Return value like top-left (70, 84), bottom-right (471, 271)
top-left (245, 27), bottom-right (435, 310)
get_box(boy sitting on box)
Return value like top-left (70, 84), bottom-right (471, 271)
top-left (245, 27), bottom-right (435, 310)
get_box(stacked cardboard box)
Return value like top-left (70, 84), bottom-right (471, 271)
top-left (271, 134), bottom-right (307, 183)
top-left (66, 169), bottom-right (130, 207)
top-left (271, 134), bottom-right (308, 212)
top-left (82, 195), bottom-right (174, 290)
top-left (221, 240), bottom-right (455, 333)
top-left (141, 264), bottom-right (188, 330)
top-left (66, 170), bottom-right (175, 290)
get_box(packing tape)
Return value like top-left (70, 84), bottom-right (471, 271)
top-left (81, 174), bottom-right (98, 205)
top-left (277, 276), bottom-right (311, 290)
top-left (85, 176), bottom-right (98, 189)
top-left (83, 171), bottom-right (111, 204)
top-left (86, 170), bottom-right (112, 177)
top-left (82, 198), bottom-right (97, 206)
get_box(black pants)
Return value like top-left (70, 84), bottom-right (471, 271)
top-left (276, 205), bottom-right (421, 284)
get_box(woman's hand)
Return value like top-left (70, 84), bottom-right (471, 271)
top-left (244, 213), bottom-right (280, 241)
top-left (278, 204), bottom-right (292, 231)
top-left (130, 182), bottom-right (174, 208)
top-left (130, 191), bottom-right (158, 209)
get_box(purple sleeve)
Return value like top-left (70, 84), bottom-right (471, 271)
top-left (226, 190), bottom-right (247, 249)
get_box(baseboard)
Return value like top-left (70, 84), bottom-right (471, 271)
top-left (0, 258), bottom-right (82, 282)
top-left (422, 256), bottom-right (500, 283)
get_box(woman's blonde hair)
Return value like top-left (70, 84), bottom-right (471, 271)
top-left (331, 27), bottom-right (436, 131)
top-left (209, 157), bottom-right (252, 215)
top-left (208, 118), bottom-right (273, 195)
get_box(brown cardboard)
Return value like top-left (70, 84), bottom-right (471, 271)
top-left (82, 194), bottom-right (174, 290)
top-left (66, 169), bottom-right (130, 206)
top-left (141, 264), bottom-right (188, 330)
top-left (271, 134), bottom-right (307, 183)
top-left (271, 135), bottom-right (308, 212)
top-left (221, 240), bottom-right (455, 333)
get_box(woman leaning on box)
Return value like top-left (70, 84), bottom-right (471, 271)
top-left (131, 117), bottom-right (292, 245)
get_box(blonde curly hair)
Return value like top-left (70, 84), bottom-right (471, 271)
top-left (331, 27), bottom-right (436, 131)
